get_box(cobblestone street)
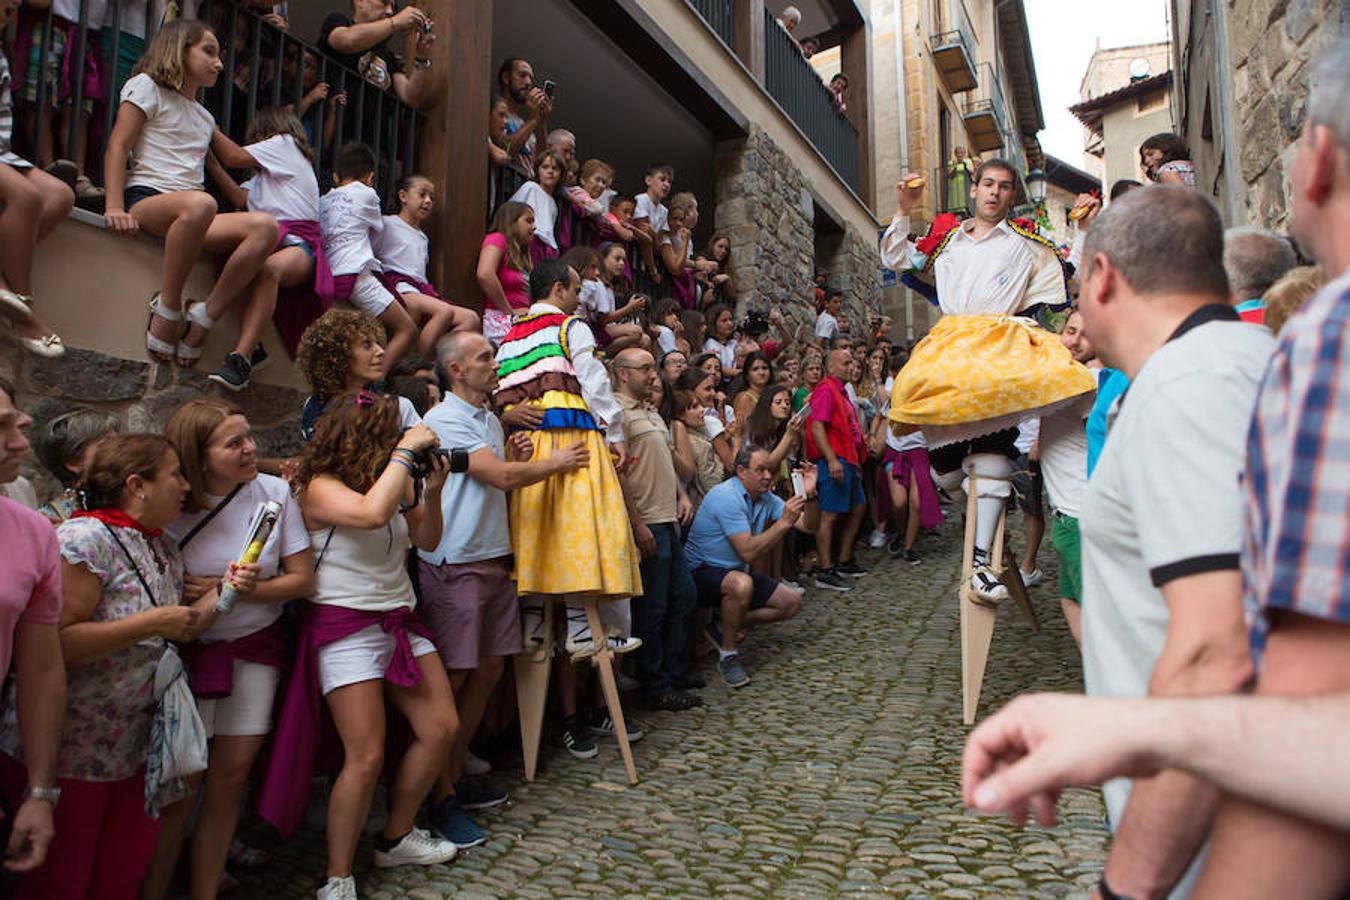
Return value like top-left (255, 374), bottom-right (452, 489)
top-left (239, 517), bottom-right (1108, 898)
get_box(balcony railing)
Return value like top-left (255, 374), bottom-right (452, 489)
top-left (15, 0), bottom-right (422, 206)
top-left (762, 9), bottom-right (860, 192)
top-left (687, 0), bottom-right (734, 47)
top-left (933, 164), bottom-right (973, 218)
top-left (962, 63), bottom-right (1008, 154)
top-left (928, 1), bottom-right (977, 94)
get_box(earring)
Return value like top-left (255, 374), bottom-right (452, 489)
top-left (138, 494), bottom-right (147, 501)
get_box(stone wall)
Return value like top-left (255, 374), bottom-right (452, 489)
top-left (1225, 0), bottom-right (1349, 228)
top-left (1, 343), bottom-right (306, 505)
top-left (715, 125), bottom-right (884, 344)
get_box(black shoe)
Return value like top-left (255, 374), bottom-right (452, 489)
top-left (209, 352), bottom-right (253, 392)
top-left (642, 690), bottom-right (704, 711)
top-left (813, 568), bottom-right (853, 592)
top-left (561, 715), bottom-right (597, 759)
top-left (249, 342), bottom-right (270, 374)
top-left (835, 559), bottom-right (868, 578)
top-left (674, 671), bottom-right (707, 690)
top-left (888, 536), bottom-right (903, 557)
top-left (905, 548), bottom-right (921, 565)
top-left (591, 712), bottom-right (643, 743)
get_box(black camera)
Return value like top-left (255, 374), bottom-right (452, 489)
top-left (408, 447), bottom-right (470, 478)
top-left (738, 309), bottom-right (771, 339)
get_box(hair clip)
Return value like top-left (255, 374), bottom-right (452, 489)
top-left (355, 390), bottom-right (377, 408)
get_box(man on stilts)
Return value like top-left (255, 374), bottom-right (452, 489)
top-left (881, 159), bottom-right (1095, 719)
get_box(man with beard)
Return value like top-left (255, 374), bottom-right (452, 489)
top-left (496, 58), bottom-right (552, 178)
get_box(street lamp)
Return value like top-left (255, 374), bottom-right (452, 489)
top-left (1026, 168), bottom-right (1047, 205)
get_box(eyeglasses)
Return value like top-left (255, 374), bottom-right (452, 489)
top-left (616, 363), bottom-right (656, 373)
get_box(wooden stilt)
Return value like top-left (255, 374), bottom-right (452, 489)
top-left (959, 478), bottom-right (997, 725)
top-left (513, 600), bottom-right (554, 782)
top-left (584, 598), bottom-right (639, 785)
top-left (1002, 530), bottom-right (1040, 633)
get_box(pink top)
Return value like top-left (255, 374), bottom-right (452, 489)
top-left (0, 498), bottom-right (62, 677)
top-left (482, 231), bottom-right (531, 310)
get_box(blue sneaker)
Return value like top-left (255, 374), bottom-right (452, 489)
top-left (430, 796), bottom-right (486, 849)
top-left (454, 778), bottom-right (508, 811)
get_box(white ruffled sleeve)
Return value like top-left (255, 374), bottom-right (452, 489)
top-left (566, 318), bottom-right (625, 444)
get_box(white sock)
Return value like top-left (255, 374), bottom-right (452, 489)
top-left (718, 647), bottom-right (736, 660)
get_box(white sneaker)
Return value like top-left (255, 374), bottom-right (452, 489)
top-left (971, 566), bottom-right (1009, 605)
top-left (317, 875), bottom-right (358, 900)
top-left (463, 749), bottom-right (490, 776)
top-left (373, 827), bottom-right (457, 868)
top-left (1020, 568), bottom-right (1045, 588)
top-left (867, 528), bottom-right (888, 549)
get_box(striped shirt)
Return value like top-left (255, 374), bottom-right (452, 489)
top-left (1244, 271), bottom-right (1350, 653)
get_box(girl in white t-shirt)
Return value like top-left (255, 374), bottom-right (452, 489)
top-left (205, 107), bottom-right (327, 391)
top-left (156, 399), bottom-right (315, 900)
top-left (507, 149), bottom-right (565, 263)
top-left (574, 242), bottom-right (647, 353)
top-left (103, 20), bottom-right (278, 370)
top-left (373, 174), bottom-right (480, 358)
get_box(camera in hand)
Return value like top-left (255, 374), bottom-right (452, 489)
top-left (738, 309), bottom-right (771, 339)
top-left (409, 447), bottom-right (470, 478)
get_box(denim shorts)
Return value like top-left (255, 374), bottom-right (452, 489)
top-left (816, 458), bottom-right (865, 513)
top-left (123, 185), bottom-right (162, 209)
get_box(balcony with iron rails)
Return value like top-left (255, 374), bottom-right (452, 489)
top-left (761, 8), bottom-right (861, 192)
top-left (928, 2), bottom-right (978, 94)
top-left (962, 63), bottom-right (1008, 154)
top-left (933, 164), bottom-right (973, 218)
top-left (687, 0), bottom-right (735, 47)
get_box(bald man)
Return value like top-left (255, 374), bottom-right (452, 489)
top-left (614, 348), bottom-right (703, 710)
top-left (807, 348), bottom-right (869, 591)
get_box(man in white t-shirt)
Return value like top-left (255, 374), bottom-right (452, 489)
top-left (1076, 186), bottom-right (1273, 898)
top-left (814, 289), bottom-right (843, 348)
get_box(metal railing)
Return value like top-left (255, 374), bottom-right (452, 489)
top-left (927, 0), bottom-right (977, 93)
top-left (11, 0), bottom-right (422, 205)
top-left (687, 0), bottom-right (734, 47)
top-left (762, 8), bottom-right (860, 191)
top-left (962, 62), bottom-right (1009, 138)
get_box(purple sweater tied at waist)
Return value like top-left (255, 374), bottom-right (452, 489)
top-left (186, 620), bottom-right (288, 700)
top-left (257, 603), bottom-right (432, 837)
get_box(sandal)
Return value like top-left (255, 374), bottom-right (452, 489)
top-left (146, 293), bottom-right (183, 364)
top-left (177, 301), bottom-right (215, 367)
top-left (0, 289), bottom-right (32, 323)
top-left (0, 313), bottom-right (65, 358)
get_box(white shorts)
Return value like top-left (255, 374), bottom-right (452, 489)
top-left (198, 659), bottom-right (280, 738)
top-left (346, 270), bottom-right (396, 318)
top-left (318, 622), bottom-right (438, 695)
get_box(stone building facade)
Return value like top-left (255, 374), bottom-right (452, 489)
top-left (715, 126), bottom-right (883, 340)
top-left (1171, 0), bottom-right (1350, 228)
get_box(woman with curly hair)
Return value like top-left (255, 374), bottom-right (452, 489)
top-left (296, 308), bottom-right (422, 441)
top-left (258, 391), bottom-right (459, 898)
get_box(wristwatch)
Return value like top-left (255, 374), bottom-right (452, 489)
top-left (23, 786), bottom-right (60, 805)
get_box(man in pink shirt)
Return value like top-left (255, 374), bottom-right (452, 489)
top-left (0, 377), bottom-right (67, 873)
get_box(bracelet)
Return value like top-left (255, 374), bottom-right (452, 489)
top-left (389, 457), bottom-right (416, 476)
top-left (413, 57), bottom-right (432, 70)
top-left (392, 447), bottom-right (418, 462)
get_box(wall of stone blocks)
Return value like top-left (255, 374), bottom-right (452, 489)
top-left (715, 125), bottom-right (884, 346)
top-left (1, 344), bottom-right (306, 506)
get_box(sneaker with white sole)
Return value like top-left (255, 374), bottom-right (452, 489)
top-left (813, 568), bottom-right (853, 592)
top-left (562, 714), bottom-right (598, 759)
top-left (591, 712), bottom-right (643, 743)
top-left (1020, 568), bottom-right (1045, 588)
top-left (372, 827), bottom-right (457, 868)
top-left (971, 566), bottom-right (1009, 605)
top-left (316, 875), bottom-right (357, 900)
top-left (209, 352), bottom-right (253, 392)
top-left (867, 528), bottom-right (888, 549)
top-left (719, 653), bottom-right (751, 688)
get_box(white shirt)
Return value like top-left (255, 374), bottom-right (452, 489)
top-left (319, 181), bottom-right (383, 276)
top-left (1037, 398), bottom-right (1091, 519)
top-left (241, 134), bottom-right (320, 221)
top-left (373, 214), bottom-right (429, 281)
top-left (1014, 418), bottom-right (1039, 455)
top-left (579, 279), bottom-right (615, 317)
top-left (704, 337), bottom-right (738, 371)
top-left (121, 74), bottom-right (214, 193)
top-left (885, 427), bottom-right (927, 453)
top-left (881, 215), bottom-right (1066, 315)
top-left (165, 475), bottom-right (310, 643)
top-left (634, 193), bottom-right (669, 241)
top-left (1081, 316), bottom-right (1275, 829)
top-left (310, 516), bottom-right (414, 612)
top-left (509, 181), bottom-right (559, 250)
top-left (655, 325), bottom-right (677, 355)
top-left (54, 0), bottom-right (106, 25)
top-left (815, 310), bottom-right (839, 340)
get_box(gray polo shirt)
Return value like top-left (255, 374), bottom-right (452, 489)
top-left (1081, 306), bottom-right (1274, 831)
top-left (417, 391), bottom-right (512, 566)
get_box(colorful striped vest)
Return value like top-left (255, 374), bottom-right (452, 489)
top-left (493, 310), bottom-right (601, 432)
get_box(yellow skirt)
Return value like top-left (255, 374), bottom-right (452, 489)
top-left (507, 426), bottom-right (642, 600)
top-left (889, 315), bottom-right (1095, 446)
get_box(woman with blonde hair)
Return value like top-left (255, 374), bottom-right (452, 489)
top-left (1263, 265), bottom-right (1327, 336)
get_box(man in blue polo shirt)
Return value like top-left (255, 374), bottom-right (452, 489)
top-left (684, 445), bottom-right (811, 688)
